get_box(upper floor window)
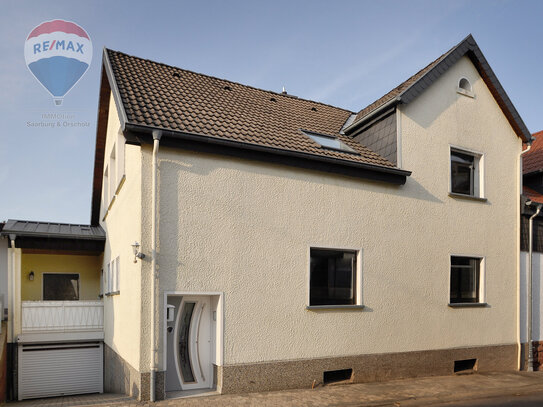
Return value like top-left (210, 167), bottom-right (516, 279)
top-left (450, 147), bottom-right (483, 198)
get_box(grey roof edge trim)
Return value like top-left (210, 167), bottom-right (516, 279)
top-left (340, 113), bottom-right (357, 134)
top-left (346, 34), bottom-right (531, 142)
top-left (103, 47), bottom-right (129, 132)
top-left (0, 219), bottom-right (106, 241)
top-left (124, 122), bottom-right (412, 178)
top-left (343, 97), bottom-right (401, 134)
top-left (466, 41), bottom-right (532, 142)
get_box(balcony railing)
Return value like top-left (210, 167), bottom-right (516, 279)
top-left (21, 300), bottom-right (103, 332)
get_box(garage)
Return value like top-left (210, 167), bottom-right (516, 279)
top-left (18, 341), bottom-right (103, 400)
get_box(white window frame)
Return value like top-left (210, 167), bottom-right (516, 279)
top-left (116, 128), bottom-right (126, 190)
top-left (109, 145), bottom-right (116, 205)
top-left (103, 165), bottom-right (109, 214)
top-left (449, 145), bottom-right (485, 199)
top-left (448, 254), bottom-right (486, 307)
top-left (306, 245), bottom-right (364, 310)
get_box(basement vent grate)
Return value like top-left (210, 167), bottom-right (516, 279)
top-left (323, 368), bottom-right (353, 384)
top-left (454, 358), bottom-right (477, 373)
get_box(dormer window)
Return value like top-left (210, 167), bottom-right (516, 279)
top-left (303, 130), bottom-right (358, 154)
top-left (457, 77), bottom-right (474, 98)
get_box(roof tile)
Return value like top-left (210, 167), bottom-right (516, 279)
top-left (106, 49), bottom-right (396, 169)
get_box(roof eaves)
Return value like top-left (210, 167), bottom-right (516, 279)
top-left (125, 122), bottom-right (411, 179)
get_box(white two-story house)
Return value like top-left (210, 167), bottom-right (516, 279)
top-left (1, 34), bottom-right (533, 401)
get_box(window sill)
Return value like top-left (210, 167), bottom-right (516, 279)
top-left (105, 291), bottom-right (120, 297)
top-left (306, 305), bottom-right (365, 311)
top-left (448, 192), bottom-right (487, 202)
top-left (456, 88), bottom-right (475, 98)
top-left (448, 302), bottom-right (487, 308)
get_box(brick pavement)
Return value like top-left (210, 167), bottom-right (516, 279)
top-left (8, 371), bottom-right (543, 407)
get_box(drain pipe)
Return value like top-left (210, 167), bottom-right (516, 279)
top-left (519, 139), bottom-right (533, 370)
top-left (150, 129), bottom-right (162, 401)
top-left (527, 202), bottom-right (541, 372)
top-left (9, 234), bottom-right (15, 343)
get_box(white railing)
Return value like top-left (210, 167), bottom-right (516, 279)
top-left (21, 301), bottom-right (103, 332)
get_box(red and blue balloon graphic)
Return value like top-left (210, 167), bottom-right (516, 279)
top-left (24, 20), bottom-right (92, 105)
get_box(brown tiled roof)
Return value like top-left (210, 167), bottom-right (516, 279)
top-left (106, 49), bottom-right (396, 169)
top-left (352, 45), bottom-right (455, 123)
top-left (523, 130), bottom-right (543, 174)
top-left (523, 186), bottom-right (543, 204)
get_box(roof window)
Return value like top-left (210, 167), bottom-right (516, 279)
top-left (302, 130), bottom-right (358, 154)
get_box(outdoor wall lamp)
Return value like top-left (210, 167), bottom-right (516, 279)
top-left (131, 241), bottom-right (145, 263)
top-left (28, 271), bottom-right (34, 281)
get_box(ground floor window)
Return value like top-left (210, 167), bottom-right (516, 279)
top-left (450, 256), bottom-right (481, 303)
top-left (43, 273), bottom-right (80, 300)
top-left (310, 248), bottom-right (357, 306)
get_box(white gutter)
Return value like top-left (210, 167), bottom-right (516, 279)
top-left (518, 139), bottom-right (533, 370)
top-left (527, 203), bottom-right (540, 372)
top-left (9, 234), bottom-right (15, 343)
top-left (150, 129), bottom-right (162, 401)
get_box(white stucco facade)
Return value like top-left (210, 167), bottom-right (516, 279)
top-left (99, 93), bottom-right (143, 372)
top-left (99, 55), bottom-right (523, 378)
top-left (127, 56), bottom-right (522, 370)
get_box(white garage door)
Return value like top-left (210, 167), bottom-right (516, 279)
top-left (18, 341), bottom-right (103, 400)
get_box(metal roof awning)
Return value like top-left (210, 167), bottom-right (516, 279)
top-left (1, 219), bottom-right (105, 253)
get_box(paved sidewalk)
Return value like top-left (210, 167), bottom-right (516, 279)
top-left (9, 371), bottom-right (543, 407)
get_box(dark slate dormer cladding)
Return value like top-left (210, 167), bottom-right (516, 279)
top-left (352, 108), bottom-right (397, 166)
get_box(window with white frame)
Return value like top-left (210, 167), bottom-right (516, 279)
top-left (105, 256), bottom-right (120, 295)
top-left (103, 166), bottom-right (109, 213)
top-left (103, 130), bottom-right (126, 213)
top-left (450, 147), bottom-right (483, 198)
top-left (450, 256), bottom-right (482, 304)
top-left (109, 146), bottom-right (116, 203)
top-left (309, 248), bottom-right (358, 306)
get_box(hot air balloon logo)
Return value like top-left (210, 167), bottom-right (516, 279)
top-left (24, 20), bottom-right (92, 106)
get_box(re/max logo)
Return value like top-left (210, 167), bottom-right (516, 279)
top-left (33, 40), bottom-right (84, 54)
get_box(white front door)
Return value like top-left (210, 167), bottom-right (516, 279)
top-left (174, 296), bottom-right (212, 390)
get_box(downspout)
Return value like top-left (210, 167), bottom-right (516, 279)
top-left (519, 139), bottom-right (533, 370)
top-left (527, 203), bottom-right (541, 372)
top-left (9, 234), bottom-right (15, 343)
top-left (150, 129), bottom-right (162, 401)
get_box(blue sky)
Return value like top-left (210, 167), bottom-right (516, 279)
top-left (1, 0), bottom-right (542, 224)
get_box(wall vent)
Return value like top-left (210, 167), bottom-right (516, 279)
top-left (454, 358), bottom-right (477, 373)
top-left (323, 368), bottom-right (353, 384)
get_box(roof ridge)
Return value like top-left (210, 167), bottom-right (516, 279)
top-left (105, 48), bottom-right (354, 114)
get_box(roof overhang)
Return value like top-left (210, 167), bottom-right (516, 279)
top-left (1, 219), bottom-right (105, 253)
top-left (90, 52), bottom-right (412, 224)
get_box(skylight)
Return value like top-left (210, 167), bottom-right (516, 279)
top-left (303, 130), bottom-right (358, 154)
